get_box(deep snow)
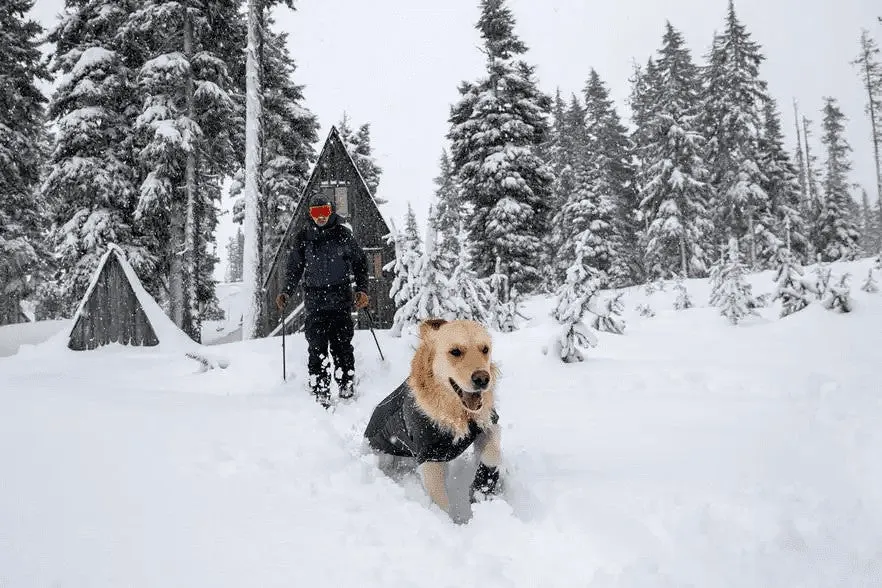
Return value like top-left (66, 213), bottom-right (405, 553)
top-left (1, 258), bottom-right (880, 587)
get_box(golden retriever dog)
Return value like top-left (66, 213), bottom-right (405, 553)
top-left (364, 318), bottom-right (502, 514)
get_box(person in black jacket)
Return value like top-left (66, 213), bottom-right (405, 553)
top-left (275, 193), bottom-right (370, 407)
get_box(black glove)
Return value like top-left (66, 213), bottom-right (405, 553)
top-left (469, 463), bottom-right (501, 503)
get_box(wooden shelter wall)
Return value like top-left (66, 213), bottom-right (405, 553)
top-left (68, 255), bottom-right (159, 350)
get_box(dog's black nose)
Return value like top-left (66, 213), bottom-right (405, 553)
top-left (471, 370), bottom-right (490, 390)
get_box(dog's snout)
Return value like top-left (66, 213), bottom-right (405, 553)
top-left (471, 370), bottom-right (490, 390)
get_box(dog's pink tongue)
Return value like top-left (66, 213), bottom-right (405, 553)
top-left (461, 392), bottom-right (482, 411)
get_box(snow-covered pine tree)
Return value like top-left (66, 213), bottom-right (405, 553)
top-left (224, 227), bottom-right (245, 282)
top-left (812, 255), bottom-right (832, 300)
top-left (628, 57), bottom-right (662, 192)
top-left (554, 94), bottom-right (617, 286)
top-left (772, 250), bottom-right (812, 317)
top-left (386, 205), bottom-right (424, 337)
top-left (822, 273), bottom-right (853, 313)
top-left (0, 0), bottom-right (51, 325)
top-left (860, 267), bottom-right (878, 293)
top-left (544, 90), bottom-right (580, 290)
top-left (859, 187), bottom-right (881, 254)
top-left (709, 237), bottom-right (758, 325)
top-left (591, 292), bottom-right (626, 334)
top-left (583, 69), bottom-right (641, 287)
top-left (338, 113), bottom-right (383, 202)
top-left (487, 257), bottom-right (520, 333)
top-left (702, 1), bottom-right (773, 268)
top-left (431, 150), bottom-right (493, 323)
top-left (551, 238), bottom-right (601, 363)
top-left (817, 97), bottom-right (861, 261)
top-left (760, 97), bottom-right (810, 263)
top-left (852, 30), bottom-right (882, 208)
top-left (673, 274), bottom-right (693, 310)
top-left (448, 0), bottom-right (553, 294)
top-left (43, 0), bottom-right (144, 315)
top-left (125, 0), bottom-right (243, 340)
top-left (638, 23), bottom-right (713, 280)
top-left (432, 149), bottom-right (462, 276)
top-left (390, 206), bottom-right (461, 337)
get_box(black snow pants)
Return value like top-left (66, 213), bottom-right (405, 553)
top-left (304, 309), bottom-right (355, 397)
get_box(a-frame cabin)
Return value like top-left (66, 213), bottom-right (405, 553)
top-left (260, 126), bottom-right (397, 337)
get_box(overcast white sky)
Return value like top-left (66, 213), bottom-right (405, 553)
top-left (29, 0), bottom-right (881, 279)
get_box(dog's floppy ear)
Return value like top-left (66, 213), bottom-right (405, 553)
top-left (419, 318), bottom-right (447, 339)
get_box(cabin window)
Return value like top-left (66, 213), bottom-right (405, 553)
top-left (335, 186), bottom-right (349, 218)
top-left (372, 253), bottom-right (383, 278)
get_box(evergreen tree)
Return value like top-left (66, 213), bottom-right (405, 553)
top-left (591, 292), bottom-right (626, 334)
top-left (638, 23), bottom-right (713, 279)
top-left (817, 97), bottom-right (861, 261)
top-left (551, 238), bottom-right (600, 363)
top-left (860, 187), bottom-right (881, 253)
top-left (582, 69), bottom-right (641, 286)
top-left (852, 30), bottom-right (882, 206)
top-left (125, 0), bottom-right (244, 340)
top-left (554, 94), bottom-right (618, 286)
top-left (387, 204), bottom-right (423, 337)
top-left (43, 0), bottom-right (143, 315)
top-left (432, 149), bottom-right (462, 275)
top-left (822, 273), bottom-right (853, 313)
top-left (792, 100), bottom-right (810, 214)
top-left (225, 227), bottom-right (245, 282)
top-left (0, 0), bottom-right (51, 324)
top-left (392, 207), bottom-right (458, 335)
top-left (759, 97), bottom-right (809, 262)
top-left (448, 0), bottom-right (553, 294)
top-left (860, 267), bottom-right (878, 293)
top-left (772, 250), bottom-right (812, 317)
top-left (702, 1), bottom-right (771, 267)
top-left (338, 113), bottom-right (383, 201)
top-left (673, 275), bottom-right (693, 310)
top-left (709, 237), bottom-right (758, 325)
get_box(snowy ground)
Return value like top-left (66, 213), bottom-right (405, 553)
top-left (1, 258), bottom-right (880, 587)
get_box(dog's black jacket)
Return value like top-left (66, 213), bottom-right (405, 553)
top-left (364, 379), bottom-right (499, 464)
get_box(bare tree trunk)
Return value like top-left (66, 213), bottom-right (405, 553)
top-left (679, 235), bottom-right (687, 278)
top-left (857, 32), bottom-right (882, 205)
top-left (182, 4), bottom-right (199, 342)
top-left (241, 0), bottom-right (264, 340)
top-left (747, 210), bottom-right (756, 269)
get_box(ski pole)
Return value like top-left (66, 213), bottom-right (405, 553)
top-left (362, 307), bottom-right (385, 361)
top-left (279, 305), bottom-right (287, 382)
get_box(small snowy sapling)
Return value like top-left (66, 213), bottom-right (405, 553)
top-left (772, 251), bottom-right (812, 317)
top-left (709, 238), bottom-right (759, 325)
top-left (860, 268), bottom-right (879, 293)
top-left (636, 303), bottom-right (656, 318)
top-left (551, 245), bottom-right (601, 363)
top-left (592, 292), bottom-right (626, 334)
top-left (673, 275), bottom-right (692, 310)
top-left (822, 273), bottom-right (853, 313)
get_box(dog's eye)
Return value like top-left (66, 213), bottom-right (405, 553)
top-left (481, 346), bottom-right (489, 355)
top-left (449, 348), bottom-right (462, 357)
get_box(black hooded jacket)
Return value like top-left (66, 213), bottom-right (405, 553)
top-left (364, 379), bottom-right (499, 464)
top-left (282, 213), bottom-right (369, 314)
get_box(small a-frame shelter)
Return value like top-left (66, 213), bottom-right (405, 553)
top-left (260, 126), bottom-right (397, 337)
top-left (68, 245), bottom-right (159, 350)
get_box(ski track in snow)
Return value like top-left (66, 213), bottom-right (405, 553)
top-left (1, 259), bottom-right (881, 587)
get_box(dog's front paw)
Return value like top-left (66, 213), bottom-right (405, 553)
top-left (469, 463), bottom-right (501, 503)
